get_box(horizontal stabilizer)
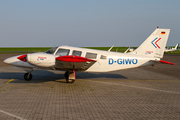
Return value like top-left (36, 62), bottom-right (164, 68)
top-left (159, 60), bottom-right (176, 65)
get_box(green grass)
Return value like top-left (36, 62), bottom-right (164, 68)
top-left (85, 47), bottom-right (180, 54)
top-left (164, 50), bottom-right (180, 54)
top-left (84, 47), bottom-right (133, 52)
top-left (0, 47), bottom-right (52, 53)
top-left (0, 47), bottom-right (129, 53)
top-left (0, 47), bottom-right (179, 54)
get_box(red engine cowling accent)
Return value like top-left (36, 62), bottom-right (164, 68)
top-left (17, 54), bottom-right (27, 62)
top-left (56, 55), bottom-right (96, 62)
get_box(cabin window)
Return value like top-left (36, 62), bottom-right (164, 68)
top-left (72, 50), bottom-right (82, 56)
top-left (56, 49), bottom-right (70, 56)
top-left (100, 55), bottom-right (107, 59)
top-left (85, 52), bottom-right (97, 59)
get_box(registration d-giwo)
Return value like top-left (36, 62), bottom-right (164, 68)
top-left (4, 27), bottom-right (175, 83)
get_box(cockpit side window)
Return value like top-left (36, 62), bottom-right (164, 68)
top-left (72, 50), bottom-right (82, 56)
top-left (56, 49), bottom-right (70, 56)
top-left (45, 47), bottom-right (58, 54)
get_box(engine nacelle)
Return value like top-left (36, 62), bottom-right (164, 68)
top-left (27, 53), bottom-right (55, 68)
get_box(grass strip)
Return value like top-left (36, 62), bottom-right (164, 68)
top-left (0, 47), bottom-right (179, 54)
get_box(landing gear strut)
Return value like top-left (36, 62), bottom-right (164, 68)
top-left (64, 70), bottom-right (75, 83)
top-left (24, 72), bottom-right (32, 81)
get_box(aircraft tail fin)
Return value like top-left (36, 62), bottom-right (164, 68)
top-left (128, 28), bottom-right (170, 58)
top-left (175, 44), bottom-right (179, 50)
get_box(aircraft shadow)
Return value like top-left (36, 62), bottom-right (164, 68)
top-left (77, 72), bottom-right (127, 79)
top-left (0, 70), bottom-right (127, 84)
top-left (0, 70), bottom-right (64, 83)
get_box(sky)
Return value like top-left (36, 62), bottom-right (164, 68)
top-left (0, 0), bottom-right (180, 47)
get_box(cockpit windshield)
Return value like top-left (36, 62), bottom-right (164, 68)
top-left (45, 47), bottom-right (58, 54)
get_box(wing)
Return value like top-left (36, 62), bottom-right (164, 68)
top-left (55, 55), bottom-right (96, 71)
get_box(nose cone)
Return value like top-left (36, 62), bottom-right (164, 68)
top-left (3, 58), bottom-right (12, 64)
top-left (3, 56), bottom-right (18, 65)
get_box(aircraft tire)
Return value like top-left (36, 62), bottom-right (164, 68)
top-left (24, 73), bottom-right (32, 81)
top-left (65, 71), bottom-right (75, 83)
top-left (66, 79), bottom-right (75, 83)
top-left (64, 71), bottom-right (68, 78)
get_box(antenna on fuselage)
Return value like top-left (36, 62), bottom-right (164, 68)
top-left (108, 45), bottom-right (114, 51)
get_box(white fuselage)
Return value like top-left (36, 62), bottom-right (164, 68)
top-left (4, 46), bottom-right (159, 72)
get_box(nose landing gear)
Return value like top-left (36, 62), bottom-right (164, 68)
top-left (24, 72), bottom-right (32, 81)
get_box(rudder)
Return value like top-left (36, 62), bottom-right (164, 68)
top-left (129, 28), bottom-right (170, 58)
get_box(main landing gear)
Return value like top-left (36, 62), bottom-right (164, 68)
top-left (64, 70), bottom-right (76, 83)
top-left (24, 72), bottom-right (32, 81)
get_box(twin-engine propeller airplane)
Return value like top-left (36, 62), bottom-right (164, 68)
top-left (4, 27), bottom-right (175, 83)
top-left (164, 43), bottom-right (179, 52)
